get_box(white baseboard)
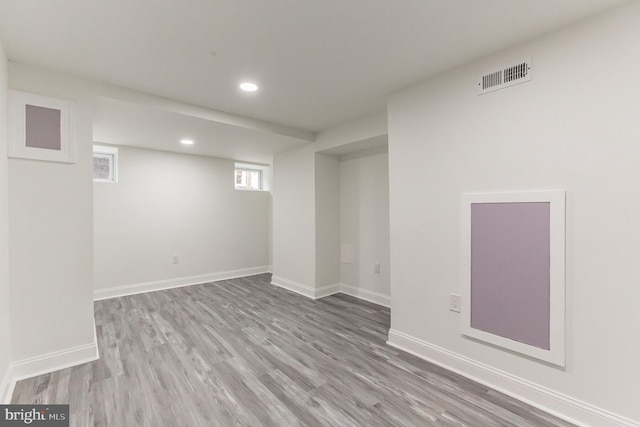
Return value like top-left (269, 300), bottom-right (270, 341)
top-left (94, 266), bottom-right (272, 301)
top-left (387, 329), bottom-right (638, 427)
top-left (270, 277), bottom-right (391, 306)
top-left (1, 340), bottom-right (99, 404)
top-left (339, 283), bottom-right (390, 307)
top-left (270, 276), bottom-right (314, 298)
top-left (270, 276), bottom-right (340, 299)
top-left (315, 283), bottom-right (341, 299)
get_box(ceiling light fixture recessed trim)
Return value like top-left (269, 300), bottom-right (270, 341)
top-left (180, 139), bottom-right (194, 145)
top-left (240, 82), bottom-right (258, 92)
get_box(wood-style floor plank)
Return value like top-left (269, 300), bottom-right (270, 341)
top-left (12, 273), bottom-right (574, 426)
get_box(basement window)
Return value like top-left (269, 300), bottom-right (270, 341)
top-left (93, 145), bottom-right (118, 183)
top-left (235, 163), bottom-right (269, 191)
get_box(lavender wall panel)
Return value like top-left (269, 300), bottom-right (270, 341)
top-left (25, 104), bottom-right (61, 150)
top-left (470, 202), bottom-right (550, 350)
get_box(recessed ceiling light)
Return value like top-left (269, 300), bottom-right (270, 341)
top-left (240, 82), bottom-right (258, 92)
top-left (180, 139), bottom-right (194, 145)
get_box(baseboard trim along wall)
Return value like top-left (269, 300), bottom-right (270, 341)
top-left (270, 276), bottom-right (341, 300)
top-left (316, 283), bottom-right (341, 299)
top-left (1, 339), bottom-right (99, 404)
top-left (387, 329), bottom-right (638, 427)
top-left (339, 283), bottom-right (390, 307)
top-left (94, 266), bottom-right (272, 301)
top-left (270, 277), bottom-right (391, 306)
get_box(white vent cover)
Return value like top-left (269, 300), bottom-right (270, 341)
top-left (478, 59), bottom-right (531, 94)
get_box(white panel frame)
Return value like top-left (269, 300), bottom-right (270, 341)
top-left (460, 190), bottom-right (566, 367)
top-left (8, 90), bottom-right (75, 163)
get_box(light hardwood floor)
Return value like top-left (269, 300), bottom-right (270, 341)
top-left (12, 274), bottom-right (574, 426)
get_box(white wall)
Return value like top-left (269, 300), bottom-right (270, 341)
top-left (387, 2), bottom-right (640, 424)
top-left (339, 147), bottom-right (390, 302)
top-left (0, 41), bottom-right (12, 399)
top-left (94, 145), bottom-right (270, 293)
top-left (315, 153), bottom-right (340, 287)
top-left (8, 63), bottom-right (95, 361)
top-left (315, 112), bottom-right (387, 151)
top-left (271, 113), bottom-right (387, 297)
top-left (271, 145), bottom-right (317, 292)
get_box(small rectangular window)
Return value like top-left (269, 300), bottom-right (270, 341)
top-left (234, 162), bottom-right (269, 191)
top-left (235, 168), bottom-right (262, 190)
top-left (93, 145), bottom-right (118, 183)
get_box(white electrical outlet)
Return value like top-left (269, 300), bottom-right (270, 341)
top-left (374, 263), bottom-right (381, 274)
top-left (450, 294), bottom-right (461, 313)
top-left (173, 255), bottom-right (179, 264)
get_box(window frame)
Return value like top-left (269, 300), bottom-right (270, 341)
top-left (234, 163), bottom-right (269, 192)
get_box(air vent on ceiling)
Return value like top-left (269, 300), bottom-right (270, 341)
top-left (478, 59), bottom-right (531, 95)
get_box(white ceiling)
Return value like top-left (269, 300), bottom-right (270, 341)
top-left (93, 97), bottom-right (307, 164)
top-left (0, 0), bottom-right (630, 158)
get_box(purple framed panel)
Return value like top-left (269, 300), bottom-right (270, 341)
top-left (460, 191), bottom-right (565, 366)
top-left (25, 105), bottom-right (62, 150)
top-left (470, 202), bottom-right (550, 350)
top-left (8, 90), bottom-right (75, 163)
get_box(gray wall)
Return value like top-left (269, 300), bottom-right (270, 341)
top-left (94, 146), bottom-right (271, 292)
top-left (315, 153), bottom-right (340, 287)
top-left (0, 38), bottom-right (12, 400)
top-left (8, 63), bottom-right (95, 362)
top-left (387, 3), bottom-right (640, 421)
top-left (339, 148), bottom-right (390, 301)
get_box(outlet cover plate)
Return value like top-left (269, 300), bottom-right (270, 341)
top-left (450, 294), bottom-right (461, 313)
